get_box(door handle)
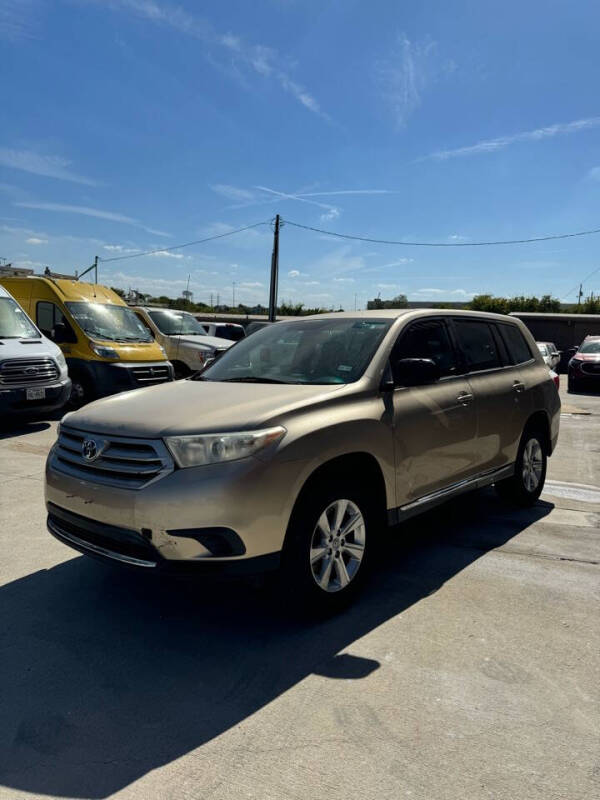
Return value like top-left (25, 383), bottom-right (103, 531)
top-left (512, 381), bottom-right (525, 393)
top-left (457, 391), bottom-right (473, 406)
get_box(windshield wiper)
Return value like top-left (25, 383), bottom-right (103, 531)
top-left (219, 376), bottom-right (291, 384)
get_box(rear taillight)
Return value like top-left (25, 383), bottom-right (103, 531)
top-left (550, 370), bottom-right (560, 390)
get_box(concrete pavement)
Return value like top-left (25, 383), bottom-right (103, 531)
top-left (0, 385), bottom-right (598, 800)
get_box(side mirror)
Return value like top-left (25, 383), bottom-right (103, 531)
top-left (395, 358), bottom-right (440, 387)
top-left (52, 323), bottom-right (69, 344)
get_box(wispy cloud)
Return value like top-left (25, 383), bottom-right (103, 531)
top-left (254, 185), bottom-right (340, 217)
top-left (0, 0), bottom-right (38, 42)
top-left (210, 184), bottom-right (256, 202)
top-left (427, 116), bottom-right (600, 160)
top-left (587, 166), bottom-right (600, 181)
top-left (14, 201), bottom-right (170, 236)
top-left (103, 244), bottom-right (139, 253)
top-left (148, 249), bottom-right (186, 259)
top-left (0, 147), bottom-right (99, 185)
top-left (26, 236), bottom-right (47, 245)
top-left (101, 0), bottom-right (327, 118)
top-left (376, 33), bottom-right (438, 128)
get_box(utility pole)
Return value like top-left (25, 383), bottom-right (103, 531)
top-left (578, 283), bottom-right (583, 307)
top-left (94, 255), bottom-right (98, 284)
top-left (232, 281), bottom-right (236, 308)
top-left (210, 293), bottom-right (214, 310)
top-left (354, 293), bottom-right (357, 311)
top-left (216, 293), bottom-right (220, 308)
top-left (268, 214), bottom-right (280, 322)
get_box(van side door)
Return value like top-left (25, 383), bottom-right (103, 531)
top-left (451, 318), bottom-right (527, 474)
top-left (391, 318), bottom-right (478, 506)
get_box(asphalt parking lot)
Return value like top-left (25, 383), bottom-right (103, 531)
top-left (0, 384), bottom-right (598, 800)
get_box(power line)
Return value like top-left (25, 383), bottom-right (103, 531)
top-left (99, 221), bottom-right (270, 263)
top-left (562, 264), bottom-right (600, 299)
top-left (282, 218), bottom-right (600, 247)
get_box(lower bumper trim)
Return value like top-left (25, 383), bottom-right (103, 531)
top-left (48, 517), bottom-right (157, 568)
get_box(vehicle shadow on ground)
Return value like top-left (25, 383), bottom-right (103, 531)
top-left (0, 490), bottom-right (553, 798)
top-left (0, 409), bottom-right (63, 440)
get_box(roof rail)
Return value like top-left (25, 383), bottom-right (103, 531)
top-left (0, 265), bottom-right (79, 280)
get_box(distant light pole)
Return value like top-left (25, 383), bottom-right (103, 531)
top-left (354, 293), bottom-right (357, 311)
top-left (232, 281), bottom-right (236, 307)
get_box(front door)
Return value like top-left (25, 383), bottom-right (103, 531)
top-left (391, 318), bottom-right (478, 506)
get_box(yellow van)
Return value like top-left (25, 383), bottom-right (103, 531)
top-left (0, 275), bottom-right (173, 404)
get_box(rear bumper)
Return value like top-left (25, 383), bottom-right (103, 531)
top-left (47, 502), bottom-right (280, 576)
top-left (0, 378), bottom-right (71, 415)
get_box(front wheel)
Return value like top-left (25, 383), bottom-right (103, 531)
top-left (68, 373), bottom-right (95, 408)
top-left (279, 483), bottom-right (375, 614)
top-left (496, 429), bottom-right (547, 506)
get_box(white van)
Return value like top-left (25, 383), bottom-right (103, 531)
top-left (0, 285), bottom-right (71, 415)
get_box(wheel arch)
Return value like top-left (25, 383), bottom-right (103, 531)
top-left (287, 452), bottom-right (388, 532)
top-left (524, 410), bottom-right (553, 455)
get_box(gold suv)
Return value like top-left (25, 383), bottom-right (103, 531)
top-left (45, 310), bottom-right (560, 611)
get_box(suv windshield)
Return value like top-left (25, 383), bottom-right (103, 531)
top-left (149, 310), bottom-right (208, 336)
top-left (66, 302), bottom-right (153, 342)
top-left (0, 297), bottom-right (39, 339)
top-left (579, 340), bottom-right (600, 354)
top-left (199, 317), bottom-right (392, 385)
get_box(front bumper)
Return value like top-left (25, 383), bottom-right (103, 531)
top-left (0, 378), bottom-right (71, 415)
top-left (47, 503), bottom-right (280, 575)
top-left (45, 448), bottom-right (308, 567)
top-left (67, 358), bottom-right (174, 398)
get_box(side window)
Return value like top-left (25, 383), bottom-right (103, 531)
top-left (499, 324), bottom-right (533, 365)
top-left (36, 301), bottom-right (77, 343)
top-left (392, 320), bottom-right (457, 380)
top-left (454, 320), bottom-right (501, 372)
top-left (37, 301), bottom-right (54, 337)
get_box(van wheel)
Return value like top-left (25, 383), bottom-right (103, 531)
top-left (69, 374), bottom-right (94, 408)
top-left (496, 428), bottom-right (547, 506)
top-left (279, 481), bottom-right (374, 614)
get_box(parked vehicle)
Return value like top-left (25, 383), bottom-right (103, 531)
top-left (196, 320), bottom-right (246, 342)
top-left (45, 310), bottom-right (559, 612)
top-left (134, 307), bottom-right (233, 379)
top-left (245, 320), bottom-right (275, 336)
top-left (0, 274), bottom-right (174, 406)
top-left (568, 335), bottom-right (600, 392)
top-left (0, 285), bottom-right (71, 416)
top-left (536, 341), bottom-right (561, 371)
top-left (549, 369), bottom-right (560, 390)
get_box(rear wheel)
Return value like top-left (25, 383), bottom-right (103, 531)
top-left (279, 481), bottom-right (375, 614)
top-left (496, 428), bottom-right (547, 506)
top-left (567, 374), bottom-right (576, 393)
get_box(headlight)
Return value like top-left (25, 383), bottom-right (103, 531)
top-left (165, 426), bottom-right (286, 468)
top-left (89, 342), bottom-right (120, 359)
top-left (55, 351), bottom-right (67, 370)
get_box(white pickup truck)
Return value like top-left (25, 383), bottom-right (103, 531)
top-left (0, 285), bottom-right (71, 416)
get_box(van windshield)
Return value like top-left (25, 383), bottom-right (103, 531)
top-left (148, 310), bottom-right (207, 336)
top-left (0, 297), bottom-right (40, 339)
top-left (66, 302), bottom-right (153, 343)
top-left (199, 317), bottom-right (392, 385)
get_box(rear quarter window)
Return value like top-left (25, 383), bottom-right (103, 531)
top-left (499, 324), bottom-right (534, 365)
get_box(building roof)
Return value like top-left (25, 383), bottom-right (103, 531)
top-left (510, 312), bottom-right (600, 321)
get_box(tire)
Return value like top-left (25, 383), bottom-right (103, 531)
top-left (496, 428), bottom-right (547, 507)
top-left (279, 480), bottom-right (376, 615)
top-left (567, 375), bottom-right (576, 393)
top-left (68, 373), bottom-right (95, 408)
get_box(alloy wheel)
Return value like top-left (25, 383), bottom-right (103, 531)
top-left (309, 499), bottom-right (366, 593)
top-left (522, 438), bottom-right (543, 492)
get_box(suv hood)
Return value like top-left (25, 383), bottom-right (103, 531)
top-left (169, 334), bottom-right (232, 351)
top-left (62, 379), bottom-right (345, 438)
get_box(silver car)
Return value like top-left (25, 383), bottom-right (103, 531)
top-left (46, 310), bottom-right (560, 612)
top-left (536, 341), bottom-right (561, 371)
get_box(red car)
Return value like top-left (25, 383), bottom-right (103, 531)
top-left (568, 336), bottom-right (600, 392)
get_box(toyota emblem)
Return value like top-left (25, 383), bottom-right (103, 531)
top-left (82, 439), bottom-right (101, 461)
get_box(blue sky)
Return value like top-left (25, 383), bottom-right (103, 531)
top-left (2, 0), bottom-right (600, 309)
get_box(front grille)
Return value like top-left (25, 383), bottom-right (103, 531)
top-left (0, 357), bottom-right (58, 385)
top-left (131, 364), bottom-right (172, 385)
top-left (581, 362), bottom-right (600, 375)
top-left (52, 426), bottom-right (174, 489)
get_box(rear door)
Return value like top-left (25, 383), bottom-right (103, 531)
top-left (451, 317), bottom-right (526, 474)
top-left (391, 317), bottom-right (478, 505)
